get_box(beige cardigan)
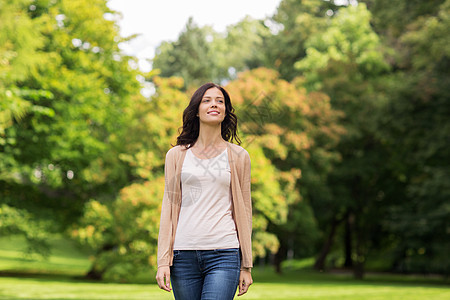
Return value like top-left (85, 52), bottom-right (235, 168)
top-left (157, 141), bottom-right (253, 271)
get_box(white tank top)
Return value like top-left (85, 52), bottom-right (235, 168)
top-left (173, 147), bottom-right (240, 250)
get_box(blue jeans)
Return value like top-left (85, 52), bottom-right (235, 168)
top-left (170, 248), bottom-right (241, 300)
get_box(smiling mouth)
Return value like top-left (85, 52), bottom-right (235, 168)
top-left (207, 111), bottom-right (220, 115)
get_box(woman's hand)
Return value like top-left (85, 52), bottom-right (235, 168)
top-left (238, 269), bottom-right (253, 296)
top-left (156, 266), bottom-right (172, 292)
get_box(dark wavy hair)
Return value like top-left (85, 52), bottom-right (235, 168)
top-left (175, 82), bottom-right (241, 148)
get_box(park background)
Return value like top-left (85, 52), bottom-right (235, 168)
top-left (0, 0), bottom-right (449, 299)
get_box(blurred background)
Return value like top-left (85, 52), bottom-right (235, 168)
top-left (0, 0), bottom-right (449, 298)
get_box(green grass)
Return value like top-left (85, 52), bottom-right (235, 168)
top-left (0, 235), bottom-right (448, 300)
top-left (0, 235), bottom-right (91, 276)
top-left (0, 277), bottom-right (173, 300)
top-left (0, 268), bottom-right (448, 300)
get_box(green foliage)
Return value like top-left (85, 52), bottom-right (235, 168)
top-left (227, 68), bottom-right (344, 260)
top-left (0, 205), bottom-right (51, 257)
top-left (362, 0), bottom-right (446, 38)
top-left (296, 3), bottom-right (389, 90)
top-left (291, 3), bottom-right (395, 276)
top-left (0, 0), bottom-right (49, 156)
top-left (219, 17), bottom-right (271, 76)
top-left (72, 180), bottom-right (163, 282)
top-left (71, 77), bottom-right (186, 281)
top-left (244, 143), bottom-right (285, 257)
top-left (372, 0), bottom-right (450, 274)
top-left (0, 0), bottom-right (142, 256)
top-left (153, 18), bottom-right (225, 88)
top-left (152, 17), bottom-right (271, 88)
top-left (118, 76), bottom-right (186, 181)
top-left (263, 0), bottom-right (337, 80)
top-left (400, 0), bottom-right (450, 71)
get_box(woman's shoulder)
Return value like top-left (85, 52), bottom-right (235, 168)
top-left (166, 144), bottom-right (188, 159)
top-left (227, 141), bottom-right (250, 161)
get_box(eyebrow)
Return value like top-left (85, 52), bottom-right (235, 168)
top-left (203, 96), bottom-right (224, 99)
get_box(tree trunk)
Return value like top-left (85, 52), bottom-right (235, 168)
top-left (274, 242), bottom-right (287, 274)
top-left (352, 214), bottom-right (365, 279)
top-left (353, 260), bottom-right (365, 279)
top-left (314, 217), bottom-right (341, 270)
top-left (350, 176), bottom-right (365, 279)
top-left (84, 244), bottom-right (115, 280)
top-left (85, 267), bottom-right (104, 280)
top-left (344, 211), bottom-right (354, 268)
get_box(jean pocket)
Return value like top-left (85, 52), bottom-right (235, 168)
top-left (173, 250), bottom-right (181, 259)
top-left (213, 248), bottom-right (239, 255)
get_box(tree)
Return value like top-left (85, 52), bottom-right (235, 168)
top-left (262, 0), bottom-right (337, 81)
top-left (295, 3), bottom-right (391, 278)
top-left (362, 0), bottom-right (446, 40)
top-left (152, 16), bottom-right (271, 88)
top-left (152, 18), bottom-right (225, 88)
top-left (226, 67), bottom-right (344, 272)
top-left (0, 0), bottom-right (54, 253)
top-left (1, 0), bottom-right (142, 255)
top-left (219, 16), bottom-right (271, 78)
top-left (365, 0), bottom-right (450, 274)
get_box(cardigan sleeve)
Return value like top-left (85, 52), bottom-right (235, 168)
top-left (242, 150), bottom-right (252, 233)
top-left (240, 149), bottom-right (253, 271)
top-left (156, 148), bottom-right (175, 268)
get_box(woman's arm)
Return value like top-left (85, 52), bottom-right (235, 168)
top-left (238, 149), bottom-right (253, 296)
top-left (157, 148), bottom-right (177, 267)
top-left (242, 151), bottom-right (252, 232)
top-left (156, 148), bottom-right (177, 292)
top-left (156, 149), bottom-right (175, 268)
top-left (239, 149), bottom-right (253, 271)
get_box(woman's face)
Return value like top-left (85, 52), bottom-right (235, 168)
top-left (197, 87), bottom-right (226, 125)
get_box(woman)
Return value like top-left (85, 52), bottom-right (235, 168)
top-left (156, 83), bottom-right (253, 299)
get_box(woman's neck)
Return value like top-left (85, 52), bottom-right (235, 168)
top-left (196, 123), bottom-right (226, 148)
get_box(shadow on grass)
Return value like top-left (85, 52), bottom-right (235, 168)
top-left (251, 265), bottom-right (449, 288)
top-left (0, 271), bottom-right (94, 283)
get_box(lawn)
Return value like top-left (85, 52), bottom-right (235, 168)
top-left (0, 236), bottom-right (448, 300)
